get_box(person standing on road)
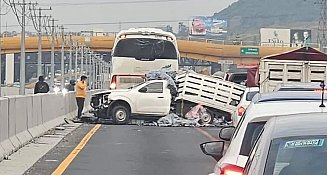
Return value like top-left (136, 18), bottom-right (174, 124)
top-left (76, 76), bottom-right (87, 119)
top-left (34, 76), bottom-right (50, 94)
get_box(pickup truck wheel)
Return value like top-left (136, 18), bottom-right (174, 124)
top-left (201, 111), bottom-right (214, 124)
top-left (112, 105), bottom-right (130, 125)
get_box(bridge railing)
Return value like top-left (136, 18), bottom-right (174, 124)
top-left (2, 32), bottom-right (320, 48)
top-left (177, 36), bottom-right (320, 48)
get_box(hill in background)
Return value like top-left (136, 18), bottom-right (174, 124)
top-left (215, 0), bottom-right (320, 41)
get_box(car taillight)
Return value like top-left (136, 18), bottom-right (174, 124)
top-left (220, 164), bottom-right (244, 175)
top-left (110, 75), bottom-right (117, 89)
top-left (237, 106), bottom-right (245, 116)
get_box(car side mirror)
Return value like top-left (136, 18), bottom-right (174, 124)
top-left (200, 141), bottom-right (225, 161)
top-left (219, 126), bottom-right (236, 141)
top-left (139, 87), bottom-right (147, 93)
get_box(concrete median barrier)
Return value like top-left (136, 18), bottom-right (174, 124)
top-left (28, 95), bottom-right (46, 138)
top-left (0, 90), bottom-right (103, 161)
top-left (7, 96), bottom-right (21, 151)
top-left (14, 96), bottom-right (33, 146)
top-left (42, 93), bottom-right (65, 131)
top-left (0, 97), bottom-right (11, 157)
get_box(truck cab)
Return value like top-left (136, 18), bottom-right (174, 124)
top-left (91, 80), bottom-right (171, 124)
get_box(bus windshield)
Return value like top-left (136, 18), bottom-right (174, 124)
top-left (113, 38), bottom-right (178, 60)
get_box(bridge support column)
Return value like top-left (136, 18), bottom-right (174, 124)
top-left (5, 54), bottom-right (14, 85)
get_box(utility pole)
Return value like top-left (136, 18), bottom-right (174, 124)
top-left (68, 35), bottom-right (72, 81)
top-left (49, 18), bottom-right (58, 88)
top-left (20, 0), bottom-right (26, 95)
top-left (30, 6), bottom-right (51, 77)
top-left (317, 0), bottom-right (327, 52)
top-left (91, 53), bottom-right (98, 89)
top-left (75, 42), bottom-right (78, 79)
top-left (100, 55), bottom-right (104, 89)
top-left (88, 50), bottom-right (92, 82)
top-left (94, 56), bottom-right (97, 89)
top-left (60, 25), bottom-right (66, 89)
top-left (7, 0), bottom-right (37, 95)
top-left (80, 45), bottom-right (84, 76)
top-left (85, 49), bottom-right (88, 79)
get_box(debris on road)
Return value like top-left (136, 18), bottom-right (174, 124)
top-left (55, 127), bottom-right (65, 131)
top-left (140, 112), bottom-right (230, 127)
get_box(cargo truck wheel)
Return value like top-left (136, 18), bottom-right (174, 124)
top-left (112, 105), bottom-right (130, 125)
top-left (200, 110), bottom-right (214, 124)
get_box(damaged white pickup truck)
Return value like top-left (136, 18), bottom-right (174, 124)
top-left (90, 80), bottom-right (172, 124)
top-left (90, 71), bottom-right (246, 125)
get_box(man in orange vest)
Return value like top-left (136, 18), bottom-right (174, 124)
top-left (76, 75), bottom-right (87, 118)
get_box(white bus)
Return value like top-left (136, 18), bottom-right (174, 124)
top-left (109, 28), bottom-right (180, 89)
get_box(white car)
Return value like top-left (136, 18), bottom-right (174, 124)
top-left (232, 87), bottom-right (259, 125)
top-left (200, 91), bottom-right (327, 175)
top-left (90, 80), bottom-right (172, 124)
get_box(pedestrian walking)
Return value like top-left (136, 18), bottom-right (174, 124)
top-left (76, 76), bottom-right (87, 119)
top-left (34, 76), bottom-right (50, 94)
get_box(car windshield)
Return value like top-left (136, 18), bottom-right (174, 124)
top-left (264, 136), bottom-right (327, 175)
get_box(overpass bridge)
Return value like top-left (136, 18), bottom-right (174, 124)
top-left (0, 36), bottom-right (296, 64)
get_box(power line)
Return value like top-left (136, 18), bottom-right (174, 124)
top-left (5, 0), bottom-right (37, 95)
top-left (39, 0), bottom-right (191, 7)
top-left (0, 19), bottom-right (190, 28)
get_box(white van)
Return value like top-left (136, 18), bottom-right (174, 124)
top-left (200, 91), bottom-right (327, 175)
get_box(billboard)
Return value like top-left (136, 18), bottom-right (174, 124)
top-left (189, 16), bottom-right (227, 36)
top-left (260, 28), bottom-right (291, 47)
top-left (290, 29), bottom-right (312, 47)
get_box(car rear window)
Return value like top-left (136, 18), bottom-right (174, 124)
top-left (246, 91), bottom-right (259, 101)
top-left (264, 136), bottom-right (327, 175)
top-left (240, 121), bottom-right (266, 156)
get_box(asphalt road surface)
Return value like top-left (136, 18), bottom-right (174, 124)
top-left (25, 124), bottom-right (221, 175)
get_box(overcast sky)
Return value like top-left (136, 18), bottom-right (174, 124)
top-left (2, 0), bottom-right (237, 33)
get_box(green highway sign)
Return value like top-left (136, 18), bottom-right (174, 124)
top-left (240, 47), bottom-right (259, 56)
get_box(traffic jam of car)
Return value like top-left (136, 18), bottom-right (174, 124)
top-left (198, 48), bottom-right (327, 174)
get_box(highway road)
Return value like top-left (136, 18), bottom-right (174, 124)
top-left (24, 124), bottom-right (221, 175)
